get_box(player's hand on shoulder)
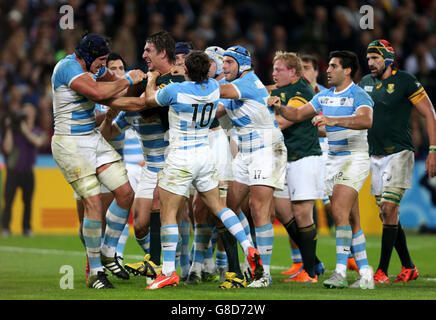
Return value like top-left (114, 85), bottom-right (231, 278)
top-left (170, 65), bottom-right (185, 76)
top-left (126, 70), bottom-right (147, 85)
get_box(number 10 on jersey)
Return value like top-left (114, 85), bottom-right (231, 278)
top-left (192, 103), bottom-right (214, 128)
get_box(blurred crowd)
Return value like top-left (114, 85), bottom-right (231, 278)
top-left (0, 0), bottom-right (435, 156)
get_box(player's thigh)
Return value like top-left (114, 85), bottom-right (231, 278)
top-left (330, 184), bottom-right (359, 226)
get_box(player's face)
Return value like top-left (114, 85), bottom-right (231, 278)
top-left (367, 53), bottom-right (385, 78)
top-left (175, 53), bottom-right (187, 67)
top-left (89, 54), bottom-right (108, 74)
top-left (107, 59), bottom-right (125, 77)
top-left (142, 42), bottom-right (164, 71)
top-left (208, 60), bottom-right (217, 78)
top-left (272, 59), bottom-right (293, 87)
top-left (326, 57), bottom-right (346, 87)
top-left (223, 56), bottom-right (239, 81)
top-left (301, 61), bottom-right (318, 84)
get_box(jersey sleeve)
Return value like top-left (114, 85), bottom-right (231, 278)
top-left (155, 83), bottom-right (175, 107)
top-left (59, 60), bottom-right (86, 88)
top-left (354, 87), bottom-right (374, 109)
top-left (231, 78), bottom-right (256, 100)
top-left (309, 92), bottom-right (322, 113)
top-left (113, 111), bottom-right (131, 132)
top-left (403, 72), bottom-right (427, 104)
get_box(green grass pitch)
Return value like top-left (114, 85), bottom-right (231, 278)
top-left (1, 232), bottom-right (436, 302)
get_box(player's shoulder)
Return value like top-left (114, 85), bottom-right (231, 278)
top-left (393, 69), bottom-right (417, 83)
top-left (359, 74), bottom-right (374, 85)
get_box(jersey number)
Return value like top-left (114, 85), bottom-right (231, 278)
top-left (192, 103), bottom-right (213, 128)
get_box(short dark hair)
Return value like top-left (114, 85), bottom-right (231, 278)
top-left (107, 52), bottom-right (127, 70)
top-left (146, 30), bottom-right (176, 63)
top-left (300, 54), bottom-right (318, 71)
top-left (329, 50), bottom-right (360, 78)
top-left (185, 51), bottom-right (211, 83)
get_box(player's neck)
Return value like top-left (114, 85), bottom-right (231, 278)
top-left (379, 66), bottom-right (393, 81)
top-left (157, 62), bottom-right (174, 75)
top-left (76, 56), bottom-right (87, 72)
top-left (334, 79), bottom-right (353, 93)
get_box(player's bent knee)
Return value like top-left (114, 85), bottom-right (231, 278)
top-left (71, 175), bottom-right (101, 199)
top-left (98, 161), bottom-right (129, 192)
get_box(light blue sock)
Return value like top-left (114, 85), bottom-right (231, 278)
top-left (218, 208), bottom-right (251, 255)
top-left (336, 225), bottom-right (352, 276)
top-left (161, 224), bottom-right (179, 276)
top-left (351, 229), bottom-right (369, 271)
top-left (136, 233), bottom-right (150, 255)
top-left (101, 200), bottom-right (130, 258)
top-left (291, 248), bottom-right (303, 263)
top-left (190, 222), bottom-right (213, 275)
top-left (238, 211), bottom-right (254, 247)
top-left (179, 221), bottom-right (191, 278)
top-left (255, 223), bottom-right (274, 275)
top-left (115, 223), bottom-right (130, 258)
top-left (83, 218), bottom-right (104, 276)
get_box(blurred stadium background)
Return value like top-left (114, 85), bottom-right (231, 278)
top-left (0, 0), bottom-right (436, 236)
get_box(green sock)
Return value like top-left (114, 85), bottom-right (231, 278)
top-left (298, 224), bottom-right (318, 278)
top-left (218, 226), bottom-right (243, 279)
top-left (377, 224), bottom-right (398, 274)
top-left (284, 218), bottom-right (321, 265)
top-left (150, 210), bottom-right (161, 265)
top-left (395, 222), bottom-right (414, 269)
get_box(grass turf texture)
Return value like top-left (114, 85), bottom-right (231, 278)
top-left (1, 233), bottom-right (436, 300)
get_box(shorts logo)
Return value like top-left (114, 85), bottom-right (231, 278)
top-left (376, 83), bottom-right (382, 89)
top-left (364, 86), bottom-right (373, 92)
top-left (387, 83), bottom-right (395, 94)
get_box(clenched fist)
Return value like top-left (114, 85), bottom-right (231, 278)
top-left (125, 69), bottom-right (147, 85)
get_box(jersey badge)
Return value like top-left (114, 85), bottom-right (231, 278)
top-left (387, 83), bottom-right (395, 94)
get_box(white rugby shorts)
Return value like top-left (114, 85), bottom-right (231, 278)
top-left (158, 146), bottom-right (219, 197)
top-left (52, 129), bottom-right (122, 184)
top-left (273, 155), bottom-right (324, 201)
top-left (232, 141), bottom-right (287, 190)
top-left (370, 149), bottom-right (414, 196)
top-left (325, 152), bottom-right (370, 196)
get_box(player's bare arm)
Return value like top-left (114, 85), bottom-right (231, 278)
top-left (414, 95), bottom-right (436, 177)
top-left (311, 105), bottom-right (373, 130)
top-left (268, 95), bottom-right (316, 122)
top-left (70, 69), bottom-right (146, 102)
top-left (143, 71), bottom-right (162, 108)
top-left (219, 83), bottom-right (240, 99)
top-left (99, 108), bottom-right (122, 141)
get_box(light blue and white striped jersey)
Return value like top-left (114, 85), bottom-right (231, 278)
top-left (51, 54), bottom-right (96, 135)
top-left (155, 78), bottom-right (220, 150)
top-left (113, 111), bottom-right (167, 172)
top-left (309, 82), bottom-right (374, 156)
top-left (224, 71), bottom-right (283, 153)
top-left (123, 129), bottom-right (144, 165)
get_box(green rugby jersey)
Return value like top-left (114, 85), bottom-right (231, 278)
top-left (140, 72), bottom-right (185, 130)
top-left (271, 78), bottom-right (321, 162)
top-left (359, 69), bottom-right (427, 155)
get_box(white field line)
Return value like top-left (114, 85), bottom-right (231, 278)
top-left (1, 245), bottom-right (436, 281)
